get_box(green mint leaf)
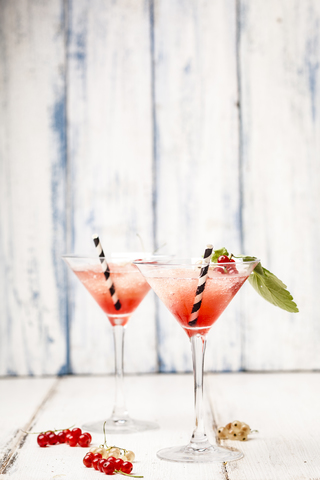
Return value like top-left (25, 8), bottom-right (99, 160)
top-left (211, 247), bottom-right (229, 263)
top-left (248, 264), bottom-right (299, 313)
top-left (210, 248), bottom-right (298, 313)
top-left (231, 253), bottom-right (256, 261)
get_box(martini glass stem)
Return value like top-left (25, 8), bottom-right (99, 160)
top-left (189, 333), bottom-right (211, 451)
top-left (111, 325), bottom-right (130, 423)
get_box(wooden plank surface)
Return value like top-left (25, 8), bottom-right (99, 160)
top-left (0, 377), bottom-right (56, 470)
top-left (0, 0), bottom-right (68, 375)
top-left (208, 373), bottom-right (320, 479)
top-left (0, 0), bottom-right (319, 376)
top-left (67, 0), bottom-right (157, 374)
top-left (153, 0), bottom-right (244, 373)
top-left (239, 0), bottom-right (320, 370)
top-left (1, 373), bottom-right (319, 479)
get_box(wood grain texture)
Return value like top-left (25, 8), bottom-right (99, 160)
top-left (0, 377), bottom-right (56, 471)
top-left (207, 373), bottom-right (320, 479)
top-left (239, 0), bottom-right (320, 370)
top-left (1, 375), bottom-right (224, 479)
top-left (153, 0), bottom-right (244, 372)
top-left (67, 0), bottom-right (157, 373)
top-left (0, 0), bottom-right (319, 375)
top-left (2, 373), bottom-right (319, 479)
top-left (0, 0), bottom-right (68, 375)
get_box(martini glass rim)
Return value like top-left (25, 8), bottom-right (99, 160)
top-left (62, 253), bottom-right (172, 261)
top-left (133, 257), bottom-right (260, 267)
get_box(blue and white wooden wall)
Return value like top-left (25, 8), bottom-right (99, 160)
top-left (0, 0), bottom-right (319, 376)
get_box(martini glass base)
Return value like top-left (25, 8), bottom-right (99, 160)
top-left (157, 444), bottom-right (243, 463)
top-left (82, 418), bottom-right (159, 434)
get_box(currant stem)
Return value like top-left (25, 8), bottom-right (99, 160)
top-left (116, 471), bottom-right (143, 478)
top-left (21, 424), bottom-right (75, 435)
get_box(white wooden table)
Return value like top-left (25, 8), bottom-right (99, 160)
top-left (0, 373), bottom-right (319, 479)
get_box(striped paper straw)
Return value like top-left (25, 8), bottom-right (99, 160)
top-left (92, 235), bottom-right (121, 311)
top-left (188, 244), bottom-right (213, 326)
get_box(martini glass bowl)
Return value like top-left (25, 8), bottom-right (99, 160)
top-left (134, 257), bottom-right (259, 462)
top-left (63, 253), bottom-right (168, 434)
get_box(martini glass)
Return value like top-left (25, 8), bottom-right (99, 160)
top-left (134, 257), bottom-right (259, 462)
top-left (63, 253), bottom-right (164, 434)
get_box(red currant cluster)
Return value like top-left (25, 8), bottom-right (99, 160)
top-left (83, 452), bottom-right (138, 477)
top-left (215, 255), bottom-right (239, 275)
top-left (37, 427), bottom-right (92, 448)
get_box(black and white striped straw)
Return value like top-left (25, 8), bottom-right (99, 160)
top-left (188, 244), bottom-right (213, 326)
top-left (92, 235), bottom-right (121, 311)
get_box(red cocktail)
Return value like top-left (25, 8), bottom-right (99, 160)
top-left (135, 256), bottom-right (259, 462)
top-left (73, 262), bottom-right (150, 326)
top-left (146, 267), bottom-right (249, 337)
top-left (63, 254), bottom-right (158, 434)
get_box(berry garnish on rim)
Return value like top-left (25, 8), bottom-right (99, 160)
top-left (211, 247), bottom-right (299, 313)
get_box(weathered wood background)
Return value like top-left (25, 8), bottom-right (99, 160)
top-left (0, 0), bottom-right (319, 375)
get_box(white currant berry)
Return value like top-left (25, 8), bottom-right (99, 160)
top-left (240, 423), bottom-right (250, 434)
top-left (237, 432), bottom-right (248, 441)
top-left (96, 447), bottom-right (106, 456)
top-left (109, 447), bottom-right (120, 458)
top-left (231, 420), bottom-right (242, 433)
top-left (89, 446), bottom-right (99, 453)
top-left (227, 429), bottom-right (238, 440)
top-left (217, 426), bottom-right (228, 439)
top-left (102, 449), bottom-right (112, 459)
top-left (125, 450), bottom-right (135, 462)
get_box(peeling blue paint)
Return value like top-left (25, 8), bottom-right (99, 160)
top-left (58, 362), bottom-right (68, 376)
top-left (306, 52), bottom-right (319, 123)
top-left (51, 89), bottom-right (69, 374)
top-left (75, 31), bottom-right (87, 64)
top-left (69, 0), bottom-right (88, 86)
top-left (305, 16), bottom-right (320, 123)
top-left (184, 62), bottom-right (191, 74)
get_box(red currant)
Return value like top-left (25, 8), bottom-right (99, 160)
top-left (217, 255), bottom-right (230, 263)
top-left (98, 458), bottom-right (106, 472)
top-left (78, 433), bottom-right (91, 447)
top-left (92, 457), bottom-right (100, 470)
top-left (102, 461), bottom-right (115, 475)
top-left (83, 454), bottom-right (94, 468)
top-left (37, 434), bottom-right (48, 448)
top-left (47, 432), bottom-right (58, 445)
top-left (71, 427), bottom-right (82, 439)
top-left (84, 432), bottom-right (92, 442)
top-left (68, 434), bottom-right (78, 447)
top-left (65, 433), bottom-right (72, 444)
top-left (113, 458), bottom-right (124, 469)
top-left (92, 452), bottom-right (102, 460)
top-left (121, 461), bottom-right (133, 474)
top-left (62, 429), bottom-right (71, 435)
top-left (226, 260), bottom-right (239, 275)
top-left (106, 456), bottom-right (117, 465)
top-left (56, 431), bottom-right (66, 443)
top-left (215, 266), bottom-right (226, 274)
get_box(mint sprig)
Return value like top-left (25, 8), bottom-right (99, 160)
top-left (211, 249), bottom-right (299, 313)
